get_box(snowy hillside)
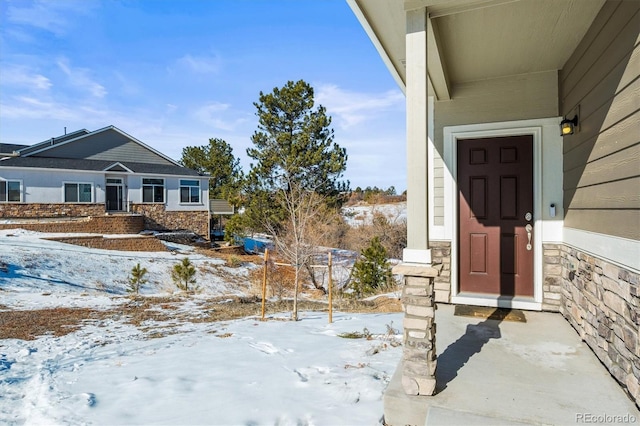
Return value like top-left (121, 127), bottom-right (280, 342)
top-left (0, 229), bottom-right (403, 425)
top-left (342, 202), bottom-right (406, 227)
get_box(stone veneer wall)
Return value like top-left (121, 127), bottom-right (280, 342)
top-left (430, 241), bottom-right (451, 303)
top-left (560, 244), bottom-right (639, 407)
top-left (427, 240), bottom-right (572, 311)
top-left (131, 204), bottom-right (209, 237)
top-left (393, 263), bottom-right (442, 396)
top-left (0, 203), bottom-right (104, 218)
top-left (542, 243), bottom-right (563, 312)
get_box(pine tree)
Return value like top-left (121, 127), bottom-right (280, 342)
top-left (127, 263), bottom-right (148, 294)
top-left (350, 236), bottom-right (393, 298)
top-left (242, 79), bottom-right (349, 320)
top-left (172, 257), bottom-right (197, 292)
top-left (180, 138), bottom-right (244, 204)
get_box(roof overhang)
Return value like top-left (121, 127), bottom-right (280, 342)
top-left (347, 0), bottom-right (606, 100)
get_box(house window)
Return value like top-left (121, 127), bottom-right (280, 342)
top-left (180, 179), bottom-right (200, 204)
top-left (142, 178), bottom-right (164, 203)
top-left (0, 180), bottom-right (21, 202)
top-left (64, 183), bottom-right (92, 203)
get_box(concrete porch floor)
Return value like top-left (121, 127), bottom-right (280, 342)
top-left (384, 303), bottom-right (639, 426)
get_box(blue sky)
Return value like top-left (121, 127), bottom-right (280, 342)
top-left (0, 0), bottom-right (407, 192)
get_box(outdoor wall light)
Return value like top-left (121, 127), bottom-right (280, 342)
top-left (560, 115), bottom-right (578, 136)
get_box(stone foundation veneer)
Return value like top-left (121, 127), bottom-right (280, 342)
top-left (393, 262), bottom-right (442, 396)
top-left (560, 244), bottom-right (639, 408)
top-left (131, 204), bottom-right (209, 237)
top-left (430, 241), bottom-right (451, 303)
top-left (542, 243), bottom-right (563, 312)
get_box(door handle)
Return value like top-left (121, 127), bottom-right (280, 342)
top-left (525, 224), bottom-right (533, 251)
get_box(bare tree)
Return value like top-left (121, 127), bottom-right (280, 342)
top-left (264, 178), bottom-right (329, 321)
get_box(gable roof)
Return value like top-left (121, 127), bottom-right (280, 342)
top-left (0, 125), bottom-right (204, 177)
top-left (18, 125), bottom-right (182, 167)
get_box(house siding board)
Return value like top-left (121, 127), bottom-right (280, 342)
top-left (560, 1), bottom-right (640, 239)
top-left (31, 129), bottom-right (175, 166)
top-left (0, 168), bottom-right (104, 204)
top-left (563, 111), bottom-right (640, 172)
top-left (563, 209), bottom-right (640, 240)
top-left (559, 0), bottom-right (618, 80)
top-left (564, 144), bottom-right (639, 190)
top-left (567, 176), bottom-right (640, 209)
top-left (562, 42), bottom-right (640, 119)
top-left (560, 1), bottom-right (639, 100)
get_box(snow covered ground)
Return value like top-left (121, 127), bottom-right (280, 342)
top-left (0, 229), bottom-right (403, 425)
top-left (341, 202), bottom-right (406, 228)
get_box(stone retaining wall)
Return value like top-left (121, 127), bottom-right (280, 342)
top-left (0, 203), bottom-right (104, 218)
top-left (560, 244), bottom-right (639, 407)
top-left (0, 215), bottom-right (145, 234)
top-left (47, 235), bottom-right (167, 252)
top-left (0, 202), bottom-right (209, 237)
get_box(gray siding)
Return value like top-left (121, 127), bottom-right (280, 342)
top-left (560, 1), bottom-right (640, 240)
top-left (31, 129), bottom-right (175, 166)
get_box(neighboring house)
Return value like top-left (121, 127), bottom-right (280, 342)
top-left (0, 126), bottom-right (210, 237)
top-left (349, 0), bottom-right (639, 413)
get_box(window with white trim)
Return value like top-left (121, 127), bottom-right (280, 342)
top-left (142, 178), bottom-right (165, 203)
top-left (180, 179), bottom-right (200, 204)
top-left (0, 180), bottom-right (21, 202)
top-left (64, 183), bottom-right (92, 203)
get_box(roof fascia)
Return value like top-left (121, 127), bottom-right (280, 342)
top-left (19, 129), bottom-right (90, 156)
top-left (347, 0), bottom-right (407, 94)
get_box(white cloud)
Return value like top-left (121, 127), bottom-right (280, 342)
top-left (57, 57), bottom-right (107, 98)
top-left (0, 65), bottom-right (52, 91)
top-left (193, 102), bottom-right (250, 131)
top-left (0, 96), bottom-right (80, 121)
top-left (175, 53), bottom-right (222, 74)
top-left (6, 0), bottom-right (97, 36)
top-left (316, 84), bottom-right (404, 129)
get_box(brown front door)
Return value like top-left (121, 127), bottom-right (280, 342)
top-left (458, 135), bottom-right (534, 297)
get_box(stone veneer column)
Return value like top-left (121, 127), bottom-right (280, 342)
top-left (393, 263), bottom-right (441, 396)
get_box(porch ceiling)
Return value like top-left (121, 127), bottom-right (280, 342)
top-left (348, 0), bottom-right (605, 99)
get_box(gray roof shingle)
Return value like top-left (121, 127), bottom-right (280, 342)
top-left (0, 156), bottom-right (201, 176)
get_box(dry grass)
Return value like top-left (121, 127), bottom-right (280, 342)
top-left (0, 295), bottom-right (401, 341)
top-left (0, 245), bottom-right (401, 341)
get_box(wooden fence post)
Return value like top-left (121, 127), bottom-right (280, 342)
top-left (261, 248), bottom-right (269, 321)
top-left (328, 251), bottom-right (333, 324)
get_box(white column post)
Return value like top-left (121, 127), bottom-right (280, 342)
top-left (404, 7), bottom-right (431, 264)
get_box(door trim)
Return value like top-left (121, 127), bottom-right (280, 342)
top-left (443, 120), bottom-right (550, 311)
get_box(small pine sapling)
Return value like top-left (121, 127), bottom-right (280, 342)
top-left (127, 263), bottom-right (148, 294)
top-left (172, 257), bottom-right (198, 292)
top-left (350, 236), bottom-right (393, 298)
